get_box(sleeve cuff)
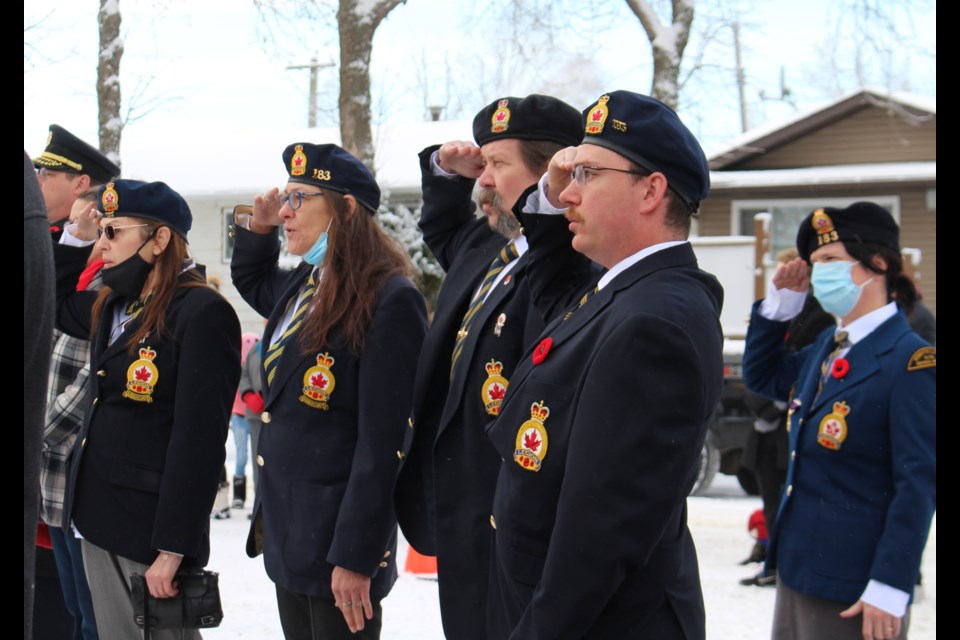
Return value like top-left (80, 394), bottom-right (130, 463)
top-left (521, 173), bottom-right (567, 216)
top-left (860, 580), bottom-right (910, 617)
top-left (758, 282), bottom-right (807, 321)
top-left (60, 224), bottom-right (97, 247)
top-left (429, 150), bottom-right (459, 179)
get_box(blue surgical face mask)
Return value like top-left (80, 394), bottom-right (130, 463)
top-left (810, 260), bottom-right (866, 318)
top-left (302, 219), bottom-right (333, 266)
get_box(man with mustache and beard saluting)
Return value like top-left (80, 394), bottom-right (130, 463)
top-left (395, 95), bottom-right (590, 640)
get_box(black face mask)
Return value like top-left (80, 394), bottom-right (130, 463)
top-left (102, 231), bottom-right (156, 298)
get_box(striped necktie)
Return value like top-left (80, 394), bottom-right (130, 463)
top-left (817, 330), bottom-right (850, 395)
top-left (450, 242), bottom-right (519, 378)
top-left (263, 269), bottom-right (318, 387)
top-left (124, 290), bottom-right (154, 320)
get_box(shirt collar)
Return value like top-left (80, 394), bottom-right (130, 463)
top-left (838, 301), bottom-right (898, 345)
top-left (598, 240), bottom-right (687, 290)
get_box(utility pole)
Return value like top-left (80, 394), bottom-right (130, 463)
top-left (286, 57), bottom-right (334, 128)
top-left (733, 20), bottom-right (749, 133)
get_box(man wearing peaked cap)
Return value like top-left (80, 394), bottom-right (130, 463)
top-left (33, 124), bottom-right (119, 640)
top-left (34, 124), bottom-right (120, 238)
top-left (484, 90), bottom-right (723, 638)
top-left (394, 94), bottom-right (593, 640)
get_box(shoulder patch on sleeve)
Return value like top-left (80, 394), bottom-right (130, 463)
top-left (907, 346), bottom-right (936, 371)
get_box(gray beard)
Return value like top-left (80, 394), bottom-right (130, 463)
top-left (478, 188), bottom-right (521, 240)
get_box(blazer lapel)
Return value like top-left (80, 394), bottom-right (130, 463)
top-left (500, 243), bottom-right (701, 414)
top-left (809, 313), bottom-right (909, 414)
top-left (438, 255), bottom-right (525, 438)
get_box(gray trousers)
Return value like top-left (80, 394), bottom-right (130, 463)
top-left (773, 581), bottom-right (910, 640)
top-left (81, 539), bottom-right (202, 640)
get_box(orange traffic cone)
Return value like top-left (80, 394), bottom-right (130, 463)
top-left (404, 546), bottom-right (438, 575)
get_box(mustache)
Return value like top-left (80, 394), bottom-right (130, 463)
top-left (477, 188), bottom-right (505, 213)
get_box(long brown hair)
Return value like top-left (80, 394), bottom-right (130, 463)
top-left (299, 193), bottom-right (412, 354)
top-left (91, 220), bottom-right (207, 352)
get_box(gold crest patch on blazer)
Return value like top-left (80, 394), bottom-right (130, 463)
top-left (514, 401), bottom-right (550, 472)
top-left (481, 359), bottom-right (509, 416)
top-left (124, 347), bottom-right (159, 403)
top-left (817, 401), bottom-right (850, 450)
top-left (300, 352), bottom-right (336, 410)
top-left (907, 346), bottom-right (936, 371)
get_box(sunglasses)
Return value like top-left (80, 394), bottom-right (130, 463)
top-left (97, 222), bottom-right (152, 240)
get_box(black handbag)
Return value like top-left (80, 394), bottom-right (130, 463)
top-left (130, 567), bottom-right (223, 634)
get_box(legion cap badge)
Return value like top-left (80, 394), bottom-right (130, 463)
top-left (817, 401), bottom-right (850, 450)
top-left (585, 95), bottom-right (610, 135)
top-left (300, 352), bottom-right (337, 410)
top-left (101, 182), bottom-right (120, 216)
top-left (124, 346), bottom-right (159, 403)
top-left (514, 400), bottom-right (550, 472)
top-left (491, 99), bottom-right (511, 133)
top-left (290, 144), bottom-right (308, 176)
top-left (481, 359), bottom-right (509, 416)
top-left (812, 208), bottom-right (839, 248)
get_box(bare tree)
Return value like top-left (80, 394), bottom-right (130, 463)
top-left (255, 0), bottom-right (404, 172)
top-left (624, 0), bottom-right (694, 110)
top-left (337, 0), bottom-right (405, 170)
top-left (98, 0), bottom-right (123, 168)
top-left (809, 0), bottom-right (935, 98)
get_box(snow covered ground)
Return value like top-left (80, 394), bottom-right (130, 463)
top-left (208, 447), bottom-right (936, 639)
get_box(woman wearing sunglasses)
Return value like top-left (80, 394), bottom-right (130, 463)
top-left (743, 202), bottom-right (935, 640)
top-left (231, 143), bottom-right (427, 639)
top-left (54, 179), bottom-right (241, 640)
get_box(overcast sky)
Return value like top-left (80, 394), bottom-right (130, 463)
top-left (24, 0), bottom-right (935, 163)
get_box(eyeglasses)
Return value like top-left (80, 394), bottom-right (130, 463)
top-left (36, 167), bottom-right (66, 180)
top-left (571, 164), bottom-right (650, 187)
top-left (279, 191), bottom-right (325, 211)
top-left (97, 223), bottom-right (152, 240)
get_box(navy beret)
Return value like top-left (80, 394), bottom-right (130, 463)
top-left (282, 143), bottom-right (380, 214)
top-left (581, 91), bottom-right (710, 212)
top-left (98, 180), bottom-right (192, 239)
top-left (796, 202), bottom-right (900, 262)
top-left (473, 95), bottom-right (582, 148)
top-left (33, 124), bottom-right (120, 184)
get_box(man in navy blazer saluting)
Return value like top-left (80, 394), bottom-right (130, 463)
top-left (485, 91), bottom-right (724, 639)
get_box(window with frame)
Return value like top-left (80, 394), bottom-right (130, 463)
top-left (221, 207), bottom-right (297, 266)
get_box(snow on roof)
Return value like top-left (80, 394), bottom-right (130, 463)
top-left (709, 162), bottom-right (936, 190)
top-left (120, 120), bottom-right (474, 197)
top-left (708, 87), bottom-right (936, 164)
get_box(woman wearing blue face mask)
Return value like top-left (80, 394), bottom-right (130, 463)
top-left (742, 202), bottom-right (935, 640)
top-left (231, 143), bottom-right (428, 639)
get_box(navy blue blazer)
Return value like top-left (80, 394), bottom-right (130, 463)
top-left (55, 243), bottom-right (241, 567)
top-left (395, 146), bottom-right (506, 558)
top-left (232, 225), bottom-right (427, 600)
top-left (743, 303), bottom-right (936, 604)
top-left (486, 243), bottom-right (724, 640)
top-left (394, 149), bottom-right (592, 640)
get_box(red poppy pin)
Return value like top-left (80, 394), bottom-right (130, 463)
top-left (831, 357), bottom-right (850, 379)
top-left (532, 337), bottom-right (553, 365)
